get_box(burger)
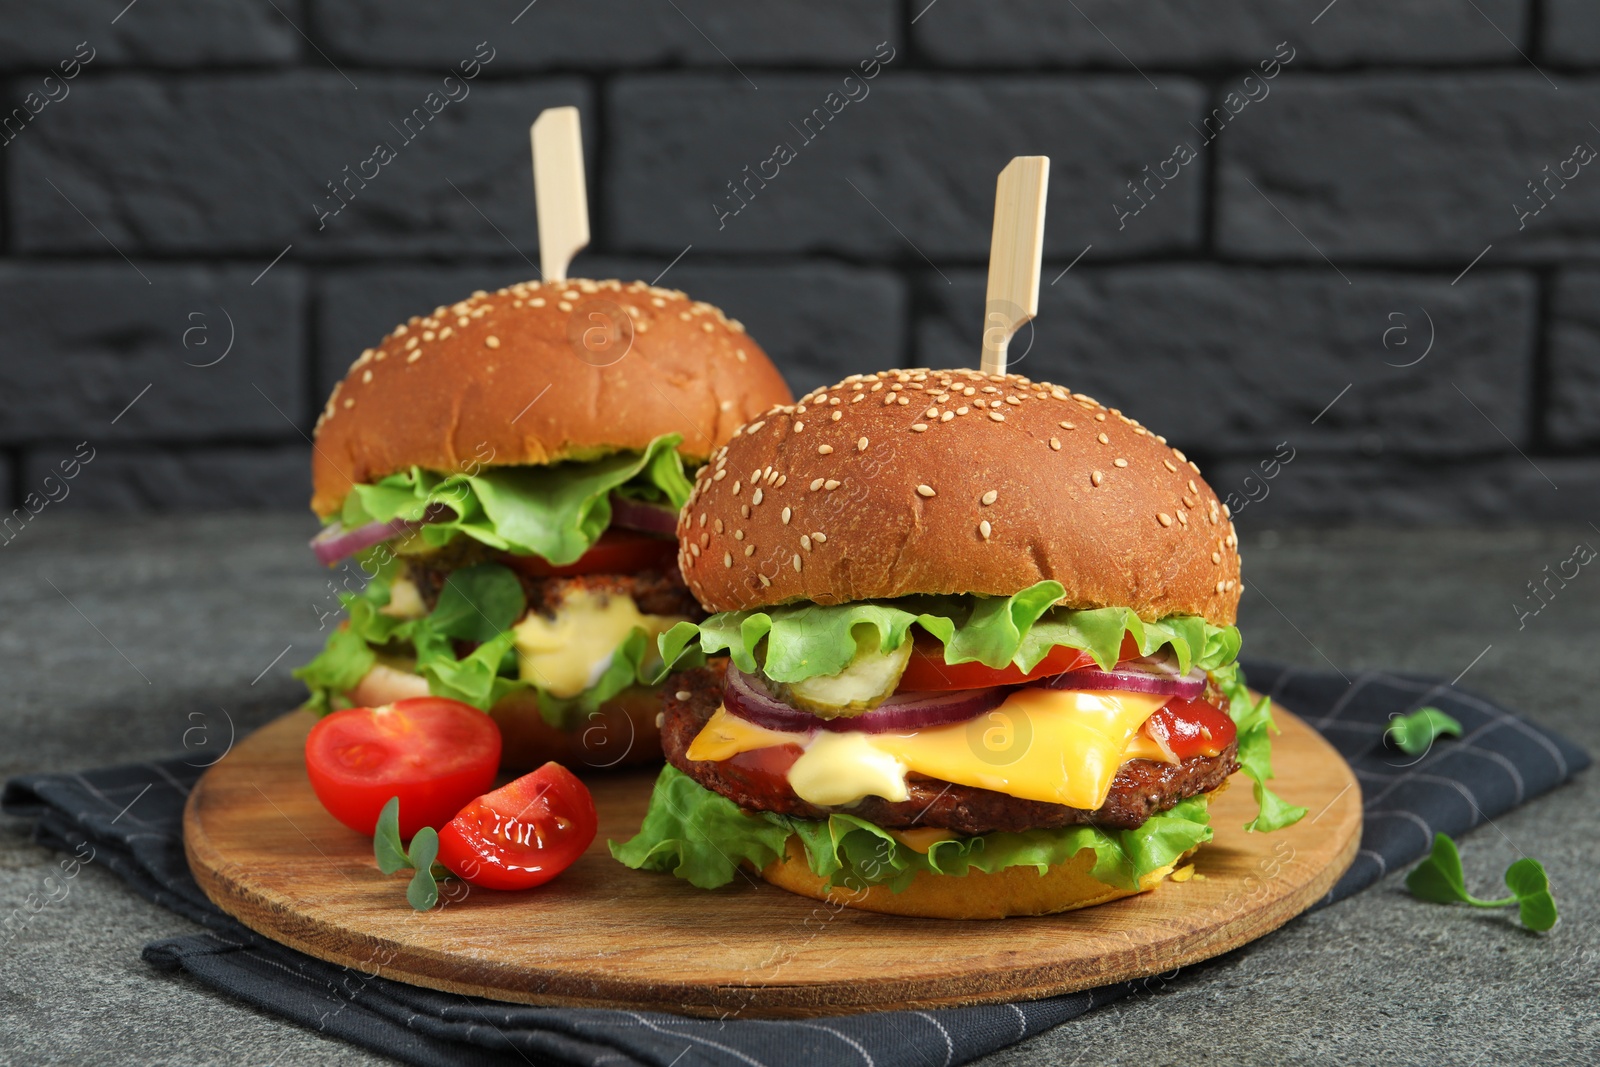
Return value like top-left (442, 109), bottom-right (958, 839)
top-left (613, 368), bottom-right (1306, 918)
top-left (294, 279), bottom-right (792, 768)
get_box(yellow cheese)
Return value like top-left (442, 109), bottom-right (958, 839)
top-left (511, 589), bottom-right (688, 699)
top-left (684, 688), bottom-right (1170, 811)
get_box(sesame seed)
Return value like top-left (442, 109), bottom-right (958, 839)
top-left (690, 543), bottom-right (700, 557)
top-left (979, 520), bottom-right (992, 540)
top-left (1189, 460), bottom-right (1202, 474)
top-left (422, 330), bottom-right (435, 341)
top-left (698, 512), bottom-right (707, 527)
top-left (1113, 458), bottom-right (1128, 468)
top-left (1095, 413), bottom-right (1107, 422)
top-left (485, 336), bottom-right (501, 349)
top-left (714, 518), bottom-right (724, 533)
top-left (746, 420), bottom-right (766, 433)
top-left (1216, 580), bottom-right (1227, 594)
top-left (1158, 513), bottom-right (1173, 527)
top-left (723, 552), bottom-right (733, 568)
top-left (1163, 460), bottom-right (1178, 472)
top-left (716, 470), bottom-right (729, 482)
top-left (792, 554), bottom-right (802, 572)
top-left (852, 394), bottom-right (865, 403)
top-left (957, 406), bottom-right (969, 415)
top-left (759, 574), bottom-right (772, 587)
top-left (824, 479), bottom-right (841, 490)
top-left (1060, 421), bottom-right (1075, 430)
top-left (810, 478), bottom-right (825, 491)
top-left (981, 490), bottom-right (998, 505)
top-left (1189, 480), bottom-right (1199, 494)
top-left (1091, 470), bottom-right (1104, 487)
top-left (699, 532), bottom-right (709, 548)
top-left (941, 411), bottom-right (955, 422)
top-left (898, 396), bottom-right (910, 406)
top-left (1222, 503), bottom-right (1232, 519)
top-left (1050, 437), bottom-right (1062, 450)
top-left (675, 690), bottom-right (692, 701)
top-left (989, 412), bottom-right (1005, 422)
top-left (752, 488), bottom-right (764, 505)
top-left (926, 407), bottom-right (939, 418)
top-left (794, 422), bottom-right (805, 433)
top-left (801, 535), bottom-right (812, 550)
top-left (857, 437), bottom-right (869, 451)
top-left (781, 507), bottom-right (792, 524)
top-left (361, 369), bottom-right (373, 383)
top-left (1097, 433), bottom-right (1110, 445)
top-left (831, 410), bottom-right (842, 421)
top-left (1177, 511), bottom-right (1189, 526)
top-left (405, 336), bottom-right (419, 350)
top-left (812, 532), bottom-right (826, 544)
top-left (735, 529), bottom-right (745, 541)
top-left (818, 444), bottom-right (833, 455)
top-left (911, 423), bottom-right (929, 432)
top-left (916, 484), bottom-right (936, 498)
top-left (530, 297), bottom-right (545, 308)
top-left (1213, 552), bottom-right (1222, 564)
top-left (1005, 396), bottom-right (1021, 406)
top-left (1172, 448), bottom-right (1188, 462)
top-left (701, 321), bottom-right (715, 333)
top-left (406, 351), bottom-right (422, 363)
top-left (741, 504), bottom-right (750, 518)
top-left (342, 397), bottom-right (355, 409)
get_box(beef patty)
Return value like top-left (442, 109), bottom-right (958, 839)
top-left (662, 661), bottom-right (1240, 834)
top-left (405, 539), bottom-right (703, 621)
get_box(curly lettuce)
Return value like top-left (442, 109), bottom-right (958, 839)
top-left (1213, 662), bottom-right (1308, 832)
top-left (610, 765), bottom-right (1214, 892)
top-left (293, 560), bottom-right (702, 729)
top-left (336, 433), bottom-right (693, 566)
top-left (696, 580), bottom-right (1241, 683)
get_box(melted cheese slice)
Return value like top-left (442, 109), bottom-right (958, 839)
top-left (511, 589), bottom-right (688, 698)
top-left (685, 688), bottom-right (1171, 811)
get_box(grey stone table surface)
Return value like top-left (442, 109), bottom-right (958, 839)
top-left (0, 515), bottom-right (1594, 1066)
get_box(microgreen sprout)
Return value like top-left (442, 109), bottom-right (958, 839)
top-left (373, 796), bottom-right (448, 911)
top-left (1406, 833), bottom-right (1557, 932)
top-left (1385, 706), bottom-right (1462, 756)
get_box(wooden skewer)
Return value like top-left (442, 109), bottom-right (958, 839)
top-left (979, 156), bottom-right (1050, 376)
top-left (530, 107), bottom-right (590, 283)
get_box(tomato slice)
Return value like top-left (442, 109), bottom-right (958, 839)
top-left (434, 762), bottom-right (598, 891)
top-left (305, 698), bottom-right (501, 838)
top-left (1143, 696), bottom-right (1237, 760)
top-left (898, 632), bottom-right (1141, 691)
top-left (500, 528), bottom-right (676, 578)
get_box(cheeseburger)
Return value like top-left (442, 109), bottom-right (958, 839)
top-left (295, 279), bottom-right (791, 768)
top-left (614, 368), bottom-right (1305, 917)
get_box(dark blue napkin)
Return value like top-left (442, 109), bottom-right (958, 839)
top-left (2, 662), bottom-right (1588, 1067)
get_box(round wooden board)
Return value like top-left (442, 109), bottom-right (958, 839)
top-left (185, 703), bottom-right (1360, 1019)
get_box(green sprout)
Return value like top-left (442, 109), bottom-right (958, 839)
top-left (1385, 706), bottom-right (1462, 756)
top-left (1406, 833), bottom-right (1557, 932)
top-left (373, 797), bottom-right (443, 911)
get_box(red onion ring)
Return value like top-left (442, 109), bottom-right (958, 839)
top-left (1040, 655), bottom-right (1205, 699)
top-left (309, 503), bottom-right (452, 567)
top-left (724, 667), bottom-right (1009, 735)
top-left (607, 494), bottom-right (680, 537)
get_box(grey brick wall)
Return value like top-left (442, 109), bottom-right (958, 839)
top-left (1, 1), bottom-right (1594, 525)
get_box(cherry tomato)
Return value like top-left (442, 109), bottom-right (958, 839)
top-left (898, 633), bottom-right (1141, 691)
top-left (500, 529), bottom-right (676, 578)
top-left (305, 697), bottom-right (502, 838)
top-left (1143, 696), bottom-right (1237, 759)
top-left (434, 762), bottom-right (598, 891)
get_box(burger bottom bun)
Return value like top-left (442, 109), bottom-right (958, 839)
top-left (346, 662), bottom-right (663, 772)
top-left (759, 836), bottom-right (1200, 919)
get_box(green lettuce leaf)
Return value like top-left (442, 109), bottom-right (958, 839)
top-left (337, 433), bottom-right (692, 566)
top-left (292, 566), bottom-right (706, 728)
top-left (611, 765), bottom-right (1213, 892)
top-left (1214, 662), bottom-right (1308, 833)
top-left (696, 580), bottom-right (1241, 683)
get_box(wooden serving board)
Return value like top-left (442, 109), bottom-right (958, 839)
top-left (184, 703), bottom-right (1360, 1019)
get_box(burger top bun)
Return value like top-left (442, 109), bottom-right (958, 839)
top-left (310, 279), bottom-right (792, 518)
top-left (677, 368), bottom-right (1242, 627)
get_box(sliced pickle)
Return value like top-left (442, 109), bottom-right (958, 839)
top-left (776, 629), bottom-right (912, 718)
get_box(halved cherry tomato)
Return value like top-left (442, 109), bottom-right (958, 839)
top-left (305, 697), bottom-right (501, 838)
top-left (898, 632), bottom-right (1142, 691)
top-left (434, 762), bottom-right (597, 891)
top-left (1143, 696), bottom-right (1237, 760)
top-left (500, 529), bottom-right (676, 578)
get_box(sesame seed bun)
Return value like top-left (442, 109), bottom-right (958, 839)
top-left (676, 369), bottom-right (1242, 626)
top-left (310, 279), bottom-right (792, 518)
top-left (760, 835), bottom-right (1197, 919)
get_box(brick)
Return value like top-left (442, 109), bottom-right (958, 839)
top-left (17, 445), bottom-right (311, 512)
top-left (607, 73), bottom-right (1205, 257)
top-left (9, 73), bottom-right (588, 255)
top-left (0, 263), bottom-right (306, 445)
top-left (1543, 2), bottom-right (1600, 65)
top-left (1217, 74), bottom-right (1600, 262)
top-left (1206, 455), bottom-right (1593, 526)
top-left (314, 259), bottom-right (905, 402)
top-left (913, 1), bottom-right (1527, 67)
top-left (312, 0), bottom-right (897, 67)
top-left (913, 265), bottom-right (1536, 455)
top-left (1547, 270), bottom-right (1600, 447)
top-left (0, 1), bottom-right (295, 69)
